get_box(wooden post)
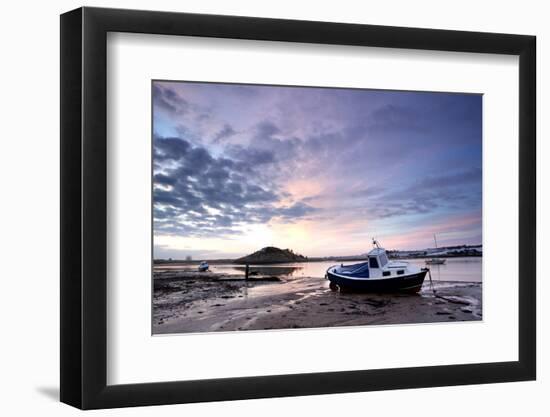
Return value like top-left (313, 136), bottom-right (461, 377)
top-left (245, 264), bottom-right (249, 280)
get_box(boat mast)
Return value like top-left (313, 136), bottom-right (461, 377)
top-left (434, 234), bottom-right (438, 249)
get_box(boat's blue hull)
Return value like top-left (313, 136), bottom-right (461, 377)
top-left (326, 269), bottom-right (428, 293)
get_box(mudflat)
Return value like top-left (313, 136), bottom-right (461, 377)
top-left (153, 270), bottom-right (481, 334)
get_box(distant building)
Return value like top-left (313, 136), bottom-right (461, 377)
top-left (185, 255), bottom-right (192, 261)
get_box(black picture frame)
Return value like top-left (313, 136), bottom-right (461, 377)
top-left (60, 6), bottom-right (536, 410)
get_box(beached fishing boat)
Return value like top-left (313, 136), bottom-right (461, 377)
top-left (198, 261), bottom-right (209, 272)
top-left (326, 240), bottom-right (428, 292)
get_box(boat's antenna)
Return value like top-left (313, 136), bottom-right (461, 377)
top-left (372, 238), bottom-right (380, 249)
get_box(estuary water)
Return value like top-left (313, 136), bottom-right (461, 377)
top-left (201, 257), bottom-right (482, 283)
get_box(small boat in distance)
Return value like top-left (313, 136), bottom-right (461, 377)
top-left (326, 240), bottom-right (428, 293)
top-left (425, 258), bottom-right (446, 265)
top-left (198, 261), bottom-right (209, 272)
top-left (425, 234), bottom-right (446, 265)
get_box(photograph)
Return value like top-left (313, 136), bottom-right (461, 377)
top-left (152, 81), bottom-right (483, 335)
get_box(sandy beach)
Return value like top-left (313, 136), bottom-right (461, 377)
top-left (153, 268), bottom-right (482, 334)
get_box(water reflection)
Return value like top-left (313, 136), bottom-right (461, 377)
top-left (207, 257), bottom-right (482, 283)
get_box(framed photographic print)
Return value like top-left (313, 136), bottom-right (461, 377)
top-left (60, 6), bottom-right (536, 409)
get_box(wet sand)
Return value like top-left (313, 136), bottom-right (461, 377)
top-left (153, 270), bottom-right (482, 334)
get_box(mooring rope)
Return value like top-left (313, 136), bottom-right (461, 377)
top-left (426, 268), bottom-right (470, 305)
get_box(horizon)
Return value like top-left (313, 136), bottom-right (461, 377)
top-left (153, 242), bottom-right (483, 261)
top-left (153, 81), bottom-right (482, 260)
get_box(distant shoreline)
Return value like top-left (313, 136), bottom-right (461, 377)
top-left (154, 253), bottom-right (482, 265)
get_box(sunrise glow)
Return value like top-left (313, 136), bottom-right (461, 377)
top-left (153, 81), bottom-right (482, 259)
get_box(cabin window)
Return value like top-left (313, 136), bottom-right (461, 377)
top-left (383, 271), bottom-right (391, 277)
top-left (397, 270), bottom-right (405, 275)
top-left (379, 253), bottom-right (388, 267)
top-left (369, 257), bottom-right (379, 268)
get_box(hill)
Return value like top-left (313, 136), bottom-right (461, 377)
top-left (233, 247), bottom-right (307, 264)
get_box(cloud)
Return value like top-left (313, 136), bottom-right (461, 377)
top-left (410, 167), bottom-right (481, 190)
top-left (247, 121), bottom-right (303, 165)
top-left (152, 82), bottom-right (482, 255)
top-left (154, 173), bottom-right (177, 187)
top-left (213, 124), bottom-right (237, 143)
top-left (154, 136), bottom-right (191, 161)
top-left (225, 144), bottom-right (276, 166)
top-left (362, 168), bottom-right (482, 219)
top-left (153, 84), bottom-right (189, 115)
top-left (368, 104), bottom-right (427, 132)
top-left (255, 120), bottom-right (281, 138)
top-left (153, 135), bottom-right (316, 237)
top-left (276, 202), bottom-right (317, 219)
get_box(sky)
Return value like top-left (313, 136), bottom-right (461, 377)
top-left (152, 81), bottom-right (482, 260)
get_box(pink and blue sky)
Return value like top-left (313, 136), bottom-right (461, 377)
top-left (153, 81), bottom-right (482, 260)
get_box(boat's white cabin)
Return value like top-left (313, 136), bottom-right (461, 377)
top-left (366, 247), bottom-right (419, 278)
top-left (367, 247), bottom-right (389, 269)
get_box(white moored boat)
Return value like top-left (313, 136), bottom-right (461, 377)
top-left (425, 234), bottom-right (446, 265)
